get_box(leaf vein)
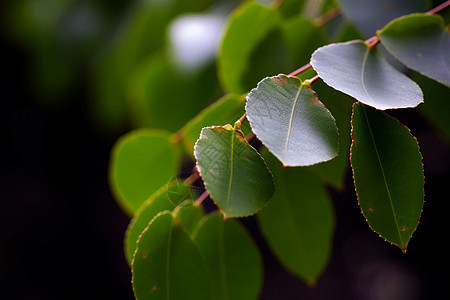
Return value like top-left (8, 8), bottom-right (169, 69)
top-left (284, 84), bottom-right (303, 158)
top-left (362, 106), bottom-right (403, 246)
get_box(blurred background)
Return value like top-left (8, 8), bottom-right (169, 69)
top-left (1, 0), bottom-right (449, 299)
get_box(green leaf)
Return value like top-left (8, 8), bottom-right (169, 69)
top-left (193, 213), bottom-right (263, 300)
top-left (172, 201), bottom-right (205, 235)
top-left (378, 13), bottom-right (450, 88)
top-left (281, 17), bottom-right (328, 69)
top-left (218, 2), bottom-right (281, 94)
top-left (311, 40), bottom-right (423, 110)
top-left (337, 0), bottom-right (427, 38)
top-left (309, 80), bottom-right (354, 190)
top-left (257, 151), bottom-right (335, 285)
top-left (128, 54), bottom-right (220, 132)
top-left (350, 103), bottom-right (424, 252)
top-left (132, 212), bottom-right (211, 300)
top-left (194, 124), bottom-right (275, 217)
top-left (180, 94), bottom-right (246, 154)
top-left (414, 72), bottom-right (450, 144)
top-left (109, 129), bottom-right (180, 215)
top-left (246, 74), bottom-right (339, 166)
top-left (124, 181), bottom-right (196, 264)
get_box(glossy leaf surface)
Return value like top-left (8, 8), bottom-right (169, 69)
top-left (337, 0), bottom-right (427, 38)
top-left (132, 212), bottom-right (211, 300)
top-left (311, 41), bottom-right (423, 110)
top-left (219, 2), bottom-right (280, 93)
top-left (125, 182), bottom-right (196, 263)
top-left (180, 94), bottom-right (246, 153)
top-left (246, 74), bottom-right (339, 166)
top-left (350, 103), bottom-right (424, 252)
top-left (378, 14), bottom-right (450, 87)
top-left (109, 129), bottom-right (179, 215)
top-left (193, 213), bottom-right (263, 300)
top-left (258, 152), bottom-right (335, 285)
top-left (194, 125), bottom-right (275, 217)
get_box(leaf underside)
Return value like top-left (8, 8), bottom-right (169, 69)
top-left (311, 40), bottom-right (423, 110)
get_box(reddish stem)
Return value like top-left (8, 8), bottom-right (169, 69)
top-left (288, 63), bottom-right (312, 77)
top-left (426, 0), bottom-right (450, 14)
top-left (195, 190), bottom-right (209, 205)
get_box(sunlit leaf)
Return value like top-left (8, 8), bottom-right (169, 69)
top-left (124, 181), bottom-right (196, 264)
top-left (246, 74), bottom-right (339, 166)
top-left (194, 124), bottom-right (275, 217)
top-left (257, 151), bottom-right (335, 285)
top-left (378, 13), bottom-right (450, 87)
top-left (193, 213), bottom-right (263, 300)
top-left (109, 129), bottom-right (180, 215)
top-left (219, 2), bottom-right (281, 93)
top-left (350, 103), bottom-right (424, 252)
top-left (311, 40), bottom-right (423, 110)
top-left (132, 212), bottom-right (211, 300)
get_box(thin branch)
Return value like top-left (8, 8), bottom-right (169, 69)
top-left (288, 63), bottom-right (312, 77)
top-left (184, 171), bottom-right (200, 186)
top-left (426, 0), bottom-right (450, 15)
top-left (315, 7), bottom-right (341, 27)
top-left (195, 190), bottom-right (210, 205)
top-left (238, 113), bottom-right (247, 124)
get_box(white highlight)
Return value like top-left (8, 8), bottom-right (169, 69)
top-left (168, 13), bottom-right (225, 72)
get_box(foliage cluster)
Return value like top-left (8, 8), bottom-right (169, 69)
top-left (104, 0), bottom-right (450, 298)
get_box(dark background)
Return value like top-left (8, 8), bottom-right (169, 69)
top-left (1, 0), bottom-right (449, 299)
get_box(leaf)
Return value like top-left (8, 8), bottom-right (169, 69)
top-left (350, 103), bottom-right (424, 252)
top-left (337, 0), bottom-right (427, 38)
top-left (414, 72), bottom-right (450, 144)
top-left (309, 80), bottom-right (354, 190)
top-left (281, 17), bottom-right (328, 69)
top-left (311, 40), bottom-right (423, 110)
top-left (257, 151), bottom-right (335, 285)
top-left (124, 181), bottom-right (196, 264)
top-left (245, 74), bottom-right (339, 166)
top-left (194, 124), bottom-right (275, 217)
top-left (378, 13), bottom-right (450, 88)
top-left (180, 94), bottom-right (246, 153)
top-left (109, 129), bottom-right (180, 215)
top-left (218, 2), bottom-right (281, 94)
top-left (193, 213), bottom-right (263, 300)
top-left (172, 201), bottom-right (205, 235)
top-left (132, 212), bottom-right (211, 300)
top-left (128, 54), bottom-right (220, 132)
